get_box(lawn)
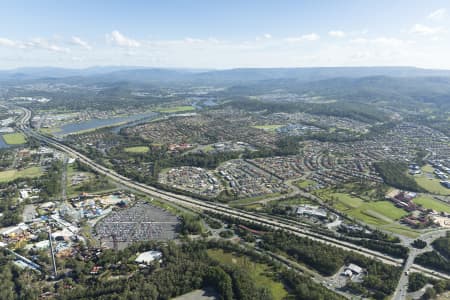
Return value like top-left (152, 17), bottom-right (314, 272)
top-left (251, 124), bottom-right (283, 132)
top-left (325, 191), bottom-right (410, 231)
top-left (2, 133), bottom-right (26, 145)
top-left (39, 127), bottom-right (62, 135)
top-left (332, 192), bottom-right (363, 208)
top-left (156, 106), bottom-right (195, 113)
top-left (415, 176), bottom-right (450, 196)
top-left (207, 249), bottom-right (288, 300)
top-left (229, 193), bottom-right (282, 207)
top-left (297, 179), bottom-right (316, 189)
top-left (124, 146), bottom-right (150, 153)
top-left (414, 195), bottom-right (450, 213)
top-left (414, 165), bottom-right (450, 196)
top-left (380, 223), bottom-right (421, 238)
top-left (422, 164), bottom-right (435, 173)
top-left (0, 167), bottom-right (42, 183)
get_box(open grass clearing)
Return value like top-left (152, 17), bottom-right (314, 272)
top-left (124, 146), bottom-right (150, 153)
top-left (422, 164), bottom-right (435, 173)
top-left (251, 124), bottom-right (283, 132)
top-left (297, 179), bottom-right (316, 189)
top-left (207, 249), bottom-right (288, 300)
top-left (39, 127), bottom-right (62, 135)
top-left (413, 195), bottom-right (450, 213)
top-left (0, 167), bottom-right (42, 183)
top-left (323, 191), bottom-right (412, 235)
top-left (229, 193), bottom-right (282, 207)
top-left (380, 223), bottom-right (421, 238)
top-left (2, 132), bottom-right (26, 145)
top-left (156, 106), bottom-right (195, 113)
top-left (415, 176), bottom-right (450, 195)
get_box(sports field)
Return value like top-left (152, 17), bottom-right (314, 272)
top-left (251, 124), bottom-right (283, 132)
top-left (0, 167), bottom-right (42, 183)
top-left (124, 146), bottom-right (150, 153)
top-left (2, 132), bottom-right (26, 144)
top-left (156, 106), bottom-right (195, 113)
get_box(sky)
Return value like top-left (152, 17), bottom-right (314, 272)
top-left (1, 0), bottom-right (450, 69)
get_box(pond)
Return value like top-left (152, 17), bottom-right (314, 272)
top-left (192, 99), bottom-right (218, 110)
top-left (0, 136), bottom-right (10, 149)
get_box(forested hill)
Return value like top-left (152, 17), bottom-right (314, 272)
top-left (2, 66), bottom-right (450, 84)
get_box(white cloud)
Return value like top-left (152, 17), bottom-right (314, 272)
top-left (108, 30), bottom-right (140, 47)
top-left (427, 8), bottom-right (447, 21)
top-left (255, 33), bottom-right (272, 41)
top-left (71, 36), bottom-right (91, 50)
top-left (0, 36), bottom-right (70, 53)
top-left (328, 30), bottom-right (346, 38)
top-left (350, 37), bottom-right (410, 47)
top-left (184, 37), bottom-right (204, 44)
top-left (410, 24), bottom-right (443, 36)
top-left (25, 38), bottom-right (69, 53)
top-left (284, 33), bottom-right (320, 42)
top-left (0, 37), bottom-right (18, 47)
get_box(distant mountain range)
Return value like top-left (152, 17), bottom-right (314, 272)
top-left (2, 66), bottom-right (450, 84)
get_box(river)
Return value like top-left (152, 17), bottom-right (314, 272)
top-left (55, 112), bottom-right (159, 137)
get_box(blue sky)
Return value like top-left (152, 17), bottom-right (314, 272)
top-left (1, 0), bottom-right (450, 69)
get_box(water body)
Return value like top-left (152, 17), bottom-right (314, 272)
top-left (112, 112), bottom-right (159, 134)
top-left (56, 112), bottom-right (159, 137)
top-left (0, 136), bottom-right (10, 149)
top-left (191, 99), bottom-right (218, 110)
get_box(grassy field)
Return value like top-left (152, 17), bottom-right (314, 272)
top-left (415, 176), bottom-right (450, 195)
top-left (0, 167), bottom-right (42, 183)
top-left (251, 124), bottom-right (283, 132)
top-left (332, 192), bottom-right (408, 223)
top-left (297, 179), bottom-right (316, 189)
top-left (321, 191), bottom-right (414, 236)
top-left (207, 249), bottom-right (288, 300)
top-left (414, 165), bottom-right (450, 196)
top-left (39, 127), bottom-right (62, 135)
top-left (229, 193), bottom-right (282, 207)
top-left (124, 146), bottom-right (150, 153)
top-left (2, 133), bottom-right (26, 145)
top-left (414, 195), bottom-right (450, 213)
top-left (422, 164), bottom-right (435, 173)
top-left (268, 197), bottom-right (311, 206)
top-left (380, 223), bottom-right (421, 238)
top-left (156, 106), bottom-right (195, 113)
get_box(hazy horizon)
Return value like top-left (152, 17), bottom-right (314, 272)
top-left (1, 0), bottom-right (450, 69)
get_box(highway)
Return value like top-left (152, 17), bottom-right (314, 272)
top-left (14, 106), bottom-right (450, 288)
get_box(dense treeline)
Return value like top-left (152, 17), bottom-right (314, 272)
top-left (348, 239), bottom-right (408, 259)
top-left (0, 181), bottom-right (24, 226)
top-left (36, 160), bottom-right (63, 200)
top-left (225, 98), bottom-right (388, 124)
top-left (432, 233), bottom-right (450, 259)
top-left (374, 161), bottom-right (423, 192)
top-left (338, 226), bottom-right (400, 243)
top-left (52, 240), bottom-right (344, 300)
top-left (411, 239), bottom-right (427, 249)
top-left (261, 231), bottom-right (345, 276)
top-left (415, 233), bottom-right (450, 275)
top-left (260, 231), bottom-right (402, 299)
top-left (408, 273), bottom-right (432, 292)
top-left (415, 251), bottom-right (450, 274)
